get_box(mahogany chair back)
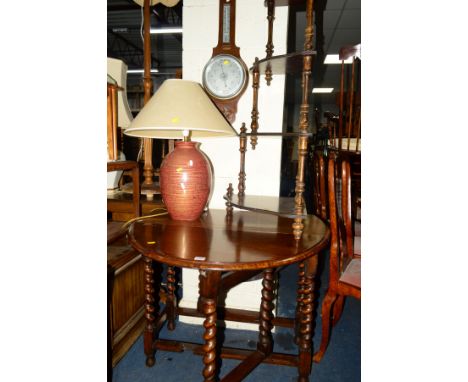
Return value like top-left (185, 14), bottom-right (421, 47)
top-left (313, 151), bottom-right (361, 362)
top-left (328, 153), bottom-right (357, 284)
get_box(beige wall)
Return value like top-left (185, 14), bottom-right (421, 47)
top-left (179, 0), bottom-right (289, 329)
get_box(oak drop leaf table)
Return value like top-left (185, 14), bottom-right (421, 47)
top-left (127, 209), bottom-right (329, 382)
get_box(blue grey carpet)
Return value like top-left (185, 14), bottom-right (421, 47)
top-left (113, 251), bottom-right (360, 381)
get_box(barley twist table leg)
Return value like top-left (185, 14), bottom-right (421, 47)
top-left (143, 256), bottom-right (156, 366)
top-left (166, 266), bottom-right (176, 331)
top-left (201, 297), bottom-right (217, 381)
top-left (297, 256), bottom-right (319, 382)
top-left (294, 262), bottom-right (306, 345)
top-left (199, 270), bottom-right (221, 382)
top-left (257, 268), bottom-right (275, 355)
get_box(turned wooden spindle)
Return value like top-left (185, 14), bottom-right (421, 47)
top-left (143, 256), bottom-right (156, 366)
top-left (250, 58), bottom-right (260, 149)
top-left (293, 0), bottom-right (314, 240)
top-left (166, 266), bottom-right (177, 331)
top-left (226, 183), bottom-right (234, 215)
top-left (257, 268), bottom-right (275, 355)
top-left (238, 123), bottom-right (247, 196)
top-left (265, 0), bottom-right (275, 85)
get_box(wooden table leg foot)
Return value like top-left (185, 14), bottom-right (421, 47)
top-left (145, 355), bottom-right (156, 367)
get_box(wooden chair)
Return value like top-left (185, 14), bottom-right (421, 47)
top-left (311, 148), bottom-right (328, 221)
top-left (331, 44), bottom-right (361, 154)
top-left (313, 152), bottom-right (361, 362)
top-left (107, 160), bottom-right (140, 244)
top-left (325, 44), bottom-right (361, 224)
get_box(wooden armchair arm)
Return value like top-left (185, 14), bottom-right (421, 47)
top-left (107, 160), bottom-right (141, 218)
top-left (107, 160), bottom-right (138, 173)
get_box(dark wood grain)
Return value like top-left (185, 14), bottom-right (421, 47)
top-left (128, 209), bottom-right (329, 271)
top-left (222, 194), bottom-right (307, 218)
top-left (250, 50), bottom-right (317, 75)
top-left (107, 160), bottom-right (145, 367)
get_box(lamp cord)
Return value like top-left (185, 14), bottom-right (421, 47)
top-left (140, 5), bottom-right (144, 43)
top-left (121, 208), bottom-right (169, 230)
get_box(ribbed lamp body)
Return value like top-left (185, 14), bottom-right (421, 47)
top-left (160, 141), bottom-right (211, 221)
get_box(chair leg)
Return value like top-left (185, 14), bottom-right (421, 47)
top-left (331, 295), bottom-right (345, 327)
top-left (313, 290), bottom-right (338, 363)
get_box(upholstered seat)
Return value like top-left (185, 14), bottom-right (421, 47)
top-left (339, 258), bottom-right (361, 288)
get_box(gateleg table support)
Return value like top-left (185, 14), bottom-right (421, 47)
top-left (257, 268), bottom-right (275, 355)
top-left (199, 270), bottom-right (222, 382)
top-left (143, 256), bottom-right (157, 366)
top-left (297, 255), bottom-right (319, 382)
top-left (126, 210), bottom-right (330, 382)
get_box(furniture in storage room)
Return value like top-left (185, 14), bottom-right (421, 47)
top-left (223, 0), bottom-right (317, 241)
top-left (313, 152), bottom-right (361, 362)
top-left (107, 161), bottom-right (146, 368)
top-left (107, 69), bottom-right (146, 368)
top-left (127, 210), bottom-right (330, 382)
top-left (308, 43), bottom-right (361, 234)
top-left (123, 1), bottom-right (331, 381)
top-left (323, 44), bottom-right (361, 220)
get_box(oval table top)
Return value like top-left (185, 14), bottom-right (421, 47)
top-left (127, 209), bottom-right (329, 271)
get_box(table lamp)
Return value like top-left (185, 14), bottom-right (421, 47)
top-left (124, 79), bottom-right (238, 221)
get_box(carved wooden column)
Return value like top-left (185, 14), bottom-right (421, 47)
top-left (293, 0), bottom-right (314, 240)
top-left (198, 270), bottom-right (222, 382)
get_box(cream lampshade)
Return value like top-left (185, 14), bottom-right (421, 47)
top-left (107, 57), bottom-right (133, 129)
top-left (125, 79), bottom-right (237, 221)
top-left (107, 58), bottom-right (134, 191)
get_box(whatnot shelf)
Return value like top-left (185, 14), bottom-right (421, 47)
top-left (250, 50), bottom-right (317, 75)
top-left (223, 194), bottom-right (307, 218)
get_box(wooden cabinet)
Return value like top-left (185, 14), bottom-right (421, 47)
top-left (108, 241), bottom-right (146, 367)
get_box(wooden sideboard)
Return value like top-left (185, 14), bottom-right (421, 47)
top-left (107, 192), bottom-right (165, 366)
top-left (108, 238), bottom-right (145, 367)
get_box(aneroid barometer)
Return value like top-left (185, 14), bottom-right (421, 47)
top-left (202, 0), bottom-right (248, 123)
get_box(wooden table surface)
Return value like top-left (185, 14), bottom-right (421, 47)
top-left (127, 209), bottom-right (329, 271)
top-left (126, 208), bottom-right (330, 382)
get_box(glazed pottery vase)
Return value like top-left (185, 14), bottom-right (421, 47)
top-left (160, 141), bottom-right (212, 221)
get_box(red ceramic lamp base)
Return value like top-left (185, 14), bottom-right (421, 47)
top-left (160, 141), bottom-right (212, 221)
